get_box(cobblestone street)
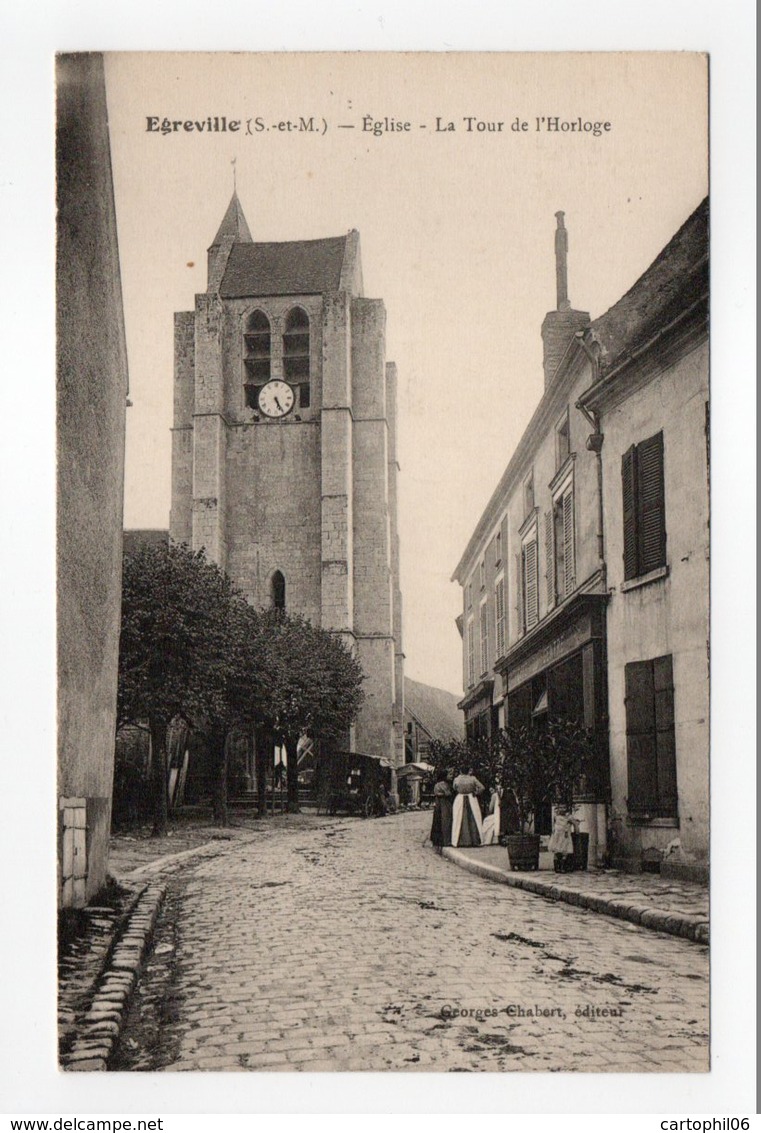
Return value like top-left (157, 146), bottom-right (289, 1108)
top-left (112, 811), bottom-right (708, 1073)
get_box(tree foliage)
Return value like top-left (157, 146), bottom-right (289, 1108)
top-left (117, 542), bottom-right (365, 828)
top-left (429, 719), bottom-right (598, 833)
top-left (258, 611), bottom-right (365, 810)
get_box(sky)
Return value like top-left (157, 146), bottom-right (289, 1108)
top-left (106, 52), bottom-right (708, 695)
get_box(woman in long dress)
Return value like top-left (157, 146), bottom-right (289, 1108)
top-left (451, 770), bottom-right (485, 847)
top-left (429, 770), bottom-right (454, 852)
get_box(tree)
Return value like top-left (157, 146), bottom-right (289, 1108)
top-left (497, 719), bottom-right (597, 833)
top-left (258, 611), bottom-right (365, 812)
top-left (118, 542), bottom-right (242, 835)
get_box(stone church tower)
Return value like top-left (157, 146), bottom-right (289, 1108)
top-left (170, 193), bottom-right (404, 772)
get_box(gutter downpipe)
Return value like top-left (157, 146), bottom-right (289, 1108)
top-left (575, 332), bottom-right (606, 587)
top-left (575, 333), bottom-right (607, 870)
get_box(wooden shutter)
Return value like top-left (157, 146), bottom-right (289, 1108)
top-left (653, 654), bottom-right (677, 816)
top-left (637, 431), bottom-right (666, 575)
top-left (495, 578), bottom-right (505, 657)
top-left (563, 489), bottom-right (576, 595)
top-left (621, 445), bottom-right (639, 580)
top-left (544, 510), bottom-right (555, 609)
top-left (514, 551), bottom-right (522, 630)
top-left (624, 659), bottom-right (658, 813)
top-left (524, 539), bottom-right (539, 629)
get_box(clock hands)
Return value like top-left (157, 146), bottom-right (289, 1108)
top-left (274, 396), bottom-right (283, 412)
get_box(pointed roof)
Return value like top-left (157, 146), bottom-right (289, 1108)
top-left (220, 236), bottom-right (351, 298)
top-left (210, 192), bottom-right (252, 247)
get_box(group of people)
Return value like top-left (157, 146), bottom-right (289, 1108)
top-left (429, 768), bottom-right (511, 850)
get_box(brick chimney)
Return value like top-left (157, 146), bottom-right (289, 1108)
top-left (541, 211), bottom-right (590, 389)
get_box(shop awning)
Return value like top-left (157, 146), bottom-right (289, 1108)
top-left (396, 761), bottom-right (435, 778)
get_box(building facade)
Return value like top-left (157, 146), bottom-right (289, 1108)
top-left (578, 200), bottom-right (709, 881)
top-left (57, 54), bottom-right (129, 906)
top-left (453, 201), bottom-right (709, 876)
top-left (453, 212), bottom-right (609, 856)
top-left (169, 195), bottom-right (404, 775)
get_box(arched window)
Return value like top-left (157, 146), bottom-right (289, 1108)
top-left (283, 307), bottom-right (310, 409)
top-left (271, 570), bottom-right (286, 610)
top-left (243, 310), bottom-right (271, 409)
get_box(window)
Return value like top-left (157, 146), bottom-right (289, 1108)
top-left (479, 600), bottom-right (488, 675)
top-left (622, 431), bottom-right (666, 580)
top-left (545, 486), bottom-right (575, 607)
top-left (271, 570), bottom-right (286, 610)
top-left (283, 307), bottom-right (311, 409)
top-left (243, 310), bottom-right (271, 409)
top-left (479, 558), bottom-right (486, 591)
top-left (467, 618), bottom-right (475, 687)
top-left (521, 534), bottom-right (539, 632)
top-left (523, 470), bottom-right (535, 517)
top-left (495, 576), bottom-right (506, 659)
top-left (466, 580), bottom-right (473, 609)
top-left (494, 526), bottom-right (502, 567)
top-left (556, 410), bottom-right (571, 469)
top-left (625, 654), bottom-right (677, 819)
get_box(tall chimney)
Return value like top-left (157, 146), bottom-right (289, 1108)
top-left (555, 211), bottom-right (570, 310)
top-left (541, 211), bottom-right (590, 389)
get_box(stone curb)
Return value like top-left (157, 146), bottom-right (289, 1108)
top-left (61, 883), bottom-right (166, 1071)
top-left (441, 848), bottom-right (709, 945)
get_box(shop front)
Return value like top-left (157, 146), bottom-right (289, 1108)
top-left (495, 592), bottom-right (610, 861)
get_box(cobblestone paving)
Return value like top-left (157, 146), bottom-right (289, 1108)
top-left (115, 812), bottom-right (709, 1073)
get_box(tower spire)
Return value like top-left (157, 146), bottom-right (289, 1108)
top-left (210, 189), bottom-right (252, 248)
top-left (207, 188), bottom-right (252, 292)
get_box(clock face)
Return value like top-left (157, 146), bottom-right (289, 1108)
top-left (257, 380), bottom-right (295, 419)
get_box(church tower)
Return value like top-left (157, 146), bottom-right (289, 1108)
top-left (170, 194), bottom-right (404, 772)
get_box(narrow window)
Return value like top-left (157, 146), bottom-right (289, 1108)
top-left (556, 410), bottom-right (571, 469)
top-left (479, 558), bottom-right (486, 591)
top-left (494, 526), bottom-right (502, 567)
top-left (552, 487), bottom-right (575, 601)
top-left (521, 536), bottom-right (539, 632)
top-left (524, 470), bottom-right (535, 517)
top-left (271, 570), bottom-right (286, 610)
top-left (243, 310), bottom-right (271, 409)
top-left (479, 600), bottom-right (489, 675)
top-left (625, 655), bottom-right (677, 819)
top-left (495, 577), bottom-right (506, 659)
top-left (283, 307), bottom-right (311, 409)
top-left (622, 432), bottom-right (666, 580)
top-left (467, 618), bottom-right (475, 687)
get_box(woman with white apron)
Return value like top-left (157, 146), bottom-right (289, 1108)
top-left (451, 771), bottom-right (485, 847)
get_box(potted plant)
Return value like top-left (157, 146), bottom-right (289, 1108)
top-left (496, 719), bottom-right (597, 871)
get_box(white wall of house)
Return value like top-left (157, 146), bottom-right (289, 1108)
top-left (600, 338), bottom-right (709, 878)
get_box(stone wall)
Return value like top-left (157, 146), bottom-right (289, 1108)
top-left (57, 53), bottom-right (128, 906)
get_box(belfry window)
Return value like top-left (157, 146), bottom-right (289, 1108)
top-left (271, 571), bottom-right (286, 610)
top-left (283, 307), bottom-right (311, 409)
top-left (243, 310), bottom-right (271, 409)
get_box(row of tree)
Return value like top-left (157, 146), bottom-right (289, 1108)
top-left (428, 719), bottom-right (602, 832)
top-left (117, 542), bottom-right (365, 834)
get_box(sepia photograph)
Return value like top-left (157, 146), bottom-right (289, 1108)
top-left (53, 50), bottom-right (716, 1081)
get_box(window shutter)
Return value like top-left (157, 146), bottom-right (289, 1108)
top-left (563, 489), bottom-right (576, 595)
top-left (653, 654), bottom-right (677, 815)
top-left (626, 734), bottom-right (659, 812)
top-left (515, 551), bottom-right (523, 630)
top-left (637, 431), bottom-right (666, 574)
top-left (495, 578), bottom-right (505, 658)
top-left (624, 659), bottom-right (657, 813)
top-left (621, 446), bottom-right (639, 580)
top-left (544, 510), bottom-right (555, 609)
top-left (524, 539), bottom-right (539, 629)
